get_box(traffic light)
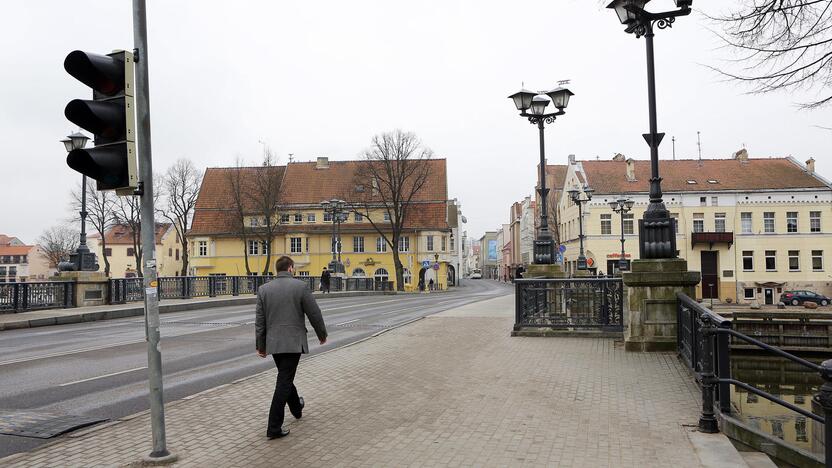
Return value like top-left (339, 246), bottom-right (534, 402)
top-left (64, 50), bottom-right (138, 195)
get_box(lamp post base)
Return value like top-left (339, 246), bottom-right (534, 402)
top-left (524, 263), bottom-right (566, 279)
top-left (638, 216), bottom-right (677, 259)
top-left (533, 238), bottom-right (555, 265)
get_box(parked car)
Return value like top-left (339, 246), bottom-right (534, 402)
top-left (781, 290), bottom-right (831, 306)
top-left (470, 269), bottom-right (482, 279)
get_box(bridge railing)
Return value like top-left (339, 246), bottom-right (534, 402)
top-left (677, 292), bottom-right (832, 465)
top-left (513, 278), bottom-right (624, 331)
top-left (0, 282), bottom-right (74, 312)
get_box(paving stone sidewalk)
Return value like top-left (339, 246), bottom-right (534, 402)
top-left (1, 294), bottom-right (725, 467)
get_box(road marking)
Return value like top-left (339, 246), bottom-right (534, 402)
top-left (0, 340), bottom-right (144, 367)
top-left (58, 366), bottom-right (147, 387)
top-left (335, 318), bottom-right (361, 326)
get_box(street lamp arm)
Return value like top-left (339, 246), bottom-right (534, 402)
top-left (625, 5), bottom-right (692, 38)
top-left (522, 109), bottom-right (565, 125)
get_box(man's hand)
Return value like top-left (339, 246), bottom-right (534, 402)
top-left (257, 349), bottom-right (267, 358)
top-left (319, 337), bottom-right (327, 345)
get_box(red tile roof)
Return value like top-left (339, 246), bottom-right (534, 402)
top-left (545, 165), bottom-right (569, 190)
top-left (580, 158), bottom-right (829, 194)
top-left (101, 223), bottom-right (172, 245)
top-left (0, 245), bottom-right (33, 256)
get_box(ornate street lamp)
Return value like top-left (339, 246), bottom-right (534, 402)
top-left (607, 0), bottom-right (691, 259)
top-left (568, 185), bottom-right (593, 271)
top-left (608, 198), bottom-right (635, 274)
top-left (321, 198), bottom-right (346, 274)
top-left (508, 84), bottom-right (574, 265)
top-left (59, 131), bottom-right (98, 272)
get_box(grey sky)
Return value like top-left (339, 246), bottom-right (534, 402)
top-left (2, 0), bottom-right (830, 244)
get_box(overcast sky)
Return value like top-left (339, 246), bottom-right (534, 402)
top-left (2, 0), bottom-right (830, 244)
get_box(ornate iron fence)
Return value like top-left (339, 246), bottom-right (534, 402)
top-left (513, 278), bottom-right (624, 331)
top-left (677, 292), bottom-right (832, 465)
top-left (0, 282), bottom-right (74, 313)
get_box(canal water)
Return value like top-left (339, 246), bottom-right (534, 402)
top-left (730, 353), bottom-right (824, 456)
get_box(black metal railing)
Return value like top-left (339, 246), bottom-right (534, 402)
top-left (0, 282), bottom-right (74, 313)
top-left (677, 292), bottom-right (832, 465)
top-left (514, 278), bottom-right (624, 331)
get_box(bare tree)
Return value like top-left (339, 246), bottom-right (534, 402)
top-left (227, 158), bottom-right (254, 275)
top-left (37, 225), bottom-right (79, 268)
top-left (114, 195), bottom-right (143, 276)
top-left (70, 183), bottom-right (116, 276)
top-left (248, 149), bottom-right (284, 275)
top-left (711, 0), bottom-right (832, 109)
top-left (159, 159), bottom-right (202, 276)
top-left (344, 130), bottom-right (433, 291)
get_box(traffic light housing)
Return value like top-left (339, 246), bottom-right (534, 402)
top-left (64, 50), bottom-right (138, 195)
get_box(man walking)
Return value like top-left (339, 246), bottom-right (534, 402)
top-left (255, 256), bottom-right (328, 439)
top-left (320, 267), bottom-right (331, 294)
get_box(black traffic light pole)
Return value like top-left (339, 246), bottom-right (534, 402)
top-left (132, 0), bottom-right (174, 463)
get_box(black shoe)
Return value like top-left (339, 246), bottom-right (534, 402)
top-left (267, 428), bottom-right (290, 439)
top-left (291, 397), bottom-right (305, 419)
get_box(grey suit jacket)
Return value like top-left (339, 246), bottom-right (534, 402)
top-left (255, 272), bottom-right (328, 354)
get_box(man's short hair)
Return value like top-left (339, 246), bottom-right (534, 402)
top-left (275, 256), bottom-right (294, 272)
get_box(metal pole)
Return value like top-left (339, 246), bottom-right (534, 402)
top-left (644, 28), bottom-right (664, 212)
top-left (132, 0), bottom-right (173, 461)
top-left (577, 201), bottom-right (586, 269)
top-left (537, 120), bottom-right (549, 236)
top-left (698, 314), bottom-right (719, 433)
top-left (619, 207), bottom-right (626, 273)
top-left (336, 211), bottom-right (342, 267)
top-left (79, 175), bottom-right (88, 250)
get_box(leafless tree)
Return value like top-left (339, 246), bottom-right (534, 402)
top-left (114, 195), bottom-right (142, 276)
top-left (159, 159), bottom-right (202, 276)
top-left (227, 157), bottom-right (254, 275)
top-left (711, 0), bottom-right (832, 109)
top-left (248, 149), bottom-right (284, 275)
top-left (344, 130), bottom-right (433, 291)
top-left (37, 225), bottom-right (79, 268)
top-left (70, 183), bottom-right (116, 276)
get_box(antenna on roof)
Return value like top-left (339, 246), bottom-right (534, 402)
top-left (558, 79), bottom-right (571, 86)
top-left (696, 131), bottom-right (702, 166)
top-left (288, 153), bottom-right (294, 163)
top-left (672, 136), bottom-right (676, 161)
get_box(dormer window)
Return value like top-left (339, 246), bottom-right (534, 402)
top-left (686, 180), bottom-right (697, 184)
top-left (707, 180), bottom-right (718, 184)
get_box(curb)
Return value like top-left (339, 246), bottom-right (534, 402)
top-left (0, 291), bottom-right (396, 332)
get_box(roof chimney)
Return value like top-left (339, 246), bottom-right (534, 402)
top-left (733, 148), bottom-right (749, 163)
top-left (316, 157), bottom-right (330, 169)
top-left (568, 154), bottom-right (576, 165)
top-left (612, 153), bottom-right (625, 161)
top-left (807, 157), bottom-right (816, 174)
top-left (625, 158), bottom-right (636, 182)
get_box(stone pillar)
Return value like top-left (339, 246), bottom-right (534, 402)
top-left (524, 263), bottom-right (567, 279)
top-left (622, 258), bottom-right (700, 352)
top-left (55, 271), bottom-right (109, 307)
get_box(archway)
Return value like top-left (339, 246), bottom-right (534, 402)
top-left (447, 265), bottom-right (456, 286)
top-left (418, 268), bottom-right (427, 290)
top-left (352, 268), bottom-right (366, 277)
top-left (374, 267), bottom-right (389, 282)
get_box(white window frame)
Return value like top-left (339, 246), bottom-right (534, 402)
top-left (765, 250), bottom-right (777, 271)
top-left (714, 213), bottom-right (726, 233)
top-left (441, 236), bottom-right (447, 252)
top-left (377, 237), bottom-right (387, 253)
top-left (623, 213), bottom-right (634, 235)
top-left (353, 236), bottom-right (365, 253)
top-left (355, 213), bottom-right (364, 222)
top-left (811, 211), bottom-right (821, 233)
top-left (711, 196), bottom-right (718, 206)
top-left (764, 212), bottom-right (775, 233)
top-left (290, 237), bottom-right (302, 254)
top-left (323, 212), bottom-right (333, 222)
top-left (248, 240), bottom-right (260, 256)
top-left (744, 288), bottom-right (756, 300)
top-left (426, 235), bottom-right (434, 251)
top-left (600, 214), bottom-right (612, 235)
top-left (198, 240), bottom-right (208, 257)
top-left (786, 212), bottom-right (798, 233)
top-left (399, 236), bottom-right (410, 252)
top-left (294, 213), bottom-right (303, 224)
top-left (742, 251), bottom-right (754, 271)
top-left (383, 212), bottom-right (391, 222)
top-left (788, 250), bottom-right (800, 271)
top-left (307, 213), bottom-right (316, 223)
top-left (280, 214), bottom-right (290, 224)
top-left (741, 212), bottom-right (752, 234)
top-left (693, 214), bottom-right (704, 233)
top-left (812, 250), bottom-right (824, 271)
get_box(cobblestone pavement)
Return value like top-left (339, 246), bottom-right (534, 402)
top-left (1, 295), bottom-right (710, 467)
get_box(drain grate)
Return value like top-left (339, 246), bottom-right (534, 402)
top-left (0, 410), bottom-right (106, 438)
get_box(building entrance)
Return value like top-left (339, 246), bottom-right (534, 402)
top-left (701, 251), bottom-right (719, 300)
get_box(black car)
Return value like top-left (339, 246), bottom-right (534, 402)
top-left (781, 290), bottom-right (831, 306)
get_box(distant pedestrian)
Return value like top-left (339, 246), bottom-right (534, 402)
top-left (419, 278), bottom-right (425, 292)
top-left (320, 267), bottom-right (331, 293)
top-left (255, 256), bottom-right (328, 440)
top-left (428, 278), bottom-right (434, 291)
top-left (515, 265), bottom-right (524, 280)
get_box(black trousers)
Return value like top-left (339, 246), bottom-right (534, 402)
top-left (268, 353), bottom-right (302, 434)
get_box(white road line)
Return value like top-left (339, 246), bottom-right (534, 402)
top-left (0, 340), bottom-right (144, 367)
top-left (58, 366), bottom-right (147, 387)
top-left (335, 318), bottom-right (361, 326)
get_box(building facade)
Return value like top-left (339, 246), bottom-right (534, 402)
top-left (0, 235), bottom-right (53, 282)
top-left (478, 231), bottom-right (500, 279)
top-left (187, 158), bottom-right (455, 291)
top-left (88, 223), bottom-right (181, 277)
top-left (555, 152), bottom-right (832, 304)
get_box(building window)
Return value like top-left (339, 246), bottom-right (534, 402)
top-left (693, 213), bottom-right (704, 233)
top-left (714, 213), bottom-right (726, 233)
top-left (813, 250), bottom-right (824, 271)
top-left (811, 211), bottom-right (821, 233)
top-left (323, 212), bottom-right (333, 222)
top-left (427, 235), bottom-right (434, 251)
top-left (296, 271), bottom-right (310, 277)
top-left (765, 250), bottom-right (776, 271)
top-left (352, 268), bottom-right (366, 277)
top-left (198, 241), bottom-right (207, 257)
top-left (175, 249), bottom-right (180, 261)
top-left (402, 268), bottom-right (412, 284)
top-left (741, 212), bottom-right (752, 234)
top-left (104, 248), bottom-right (112, 257)
top-left (711, 196), bottom-right (718, 206)
top-left (261, 241), bottom-right (269, 255)
top-left (290, 237), bottom-right (302, 254)
top-left (786, 212), bottom-right (798, 233)
top-left (374, 268), bottom-right (389, 282)
top-left (294, 213), bottom-right (303, 223)
top-left (307, 213), bottom-right (316, 223)
top-left (280, 214), bottom-right (290, 224)
top-left (248, 240), bottom-right (260, 256)
top-left (353, 236), bottom-right (365, 253)
top-left (127, 247), bottom-right (135, 257)
top-left (384, 212), bottom-right (391, 222)
top-left (355, 213), bottom-right (363, 222)
top-left (601, 214), bottom-right (612, 235)
top-left (671, 213), bottom-right (679, 234)
top-left (441, 236), bottom-right (447, 252)
top-left (764, 212), bottom-right (775, 233)
top-left (623, 214), bottom-right (634, 235)
top-left (788, 250), bottom-right (800, 271)
top-left (399, 236), bottom-right (410, 252)
top-left (249, 217), bottom-right (259, 228)
top-left (742, 251), bottom-right (754, 271)
top-left (700, 197), bottom-right (707, 206)
top-left (305, 238), bottom-right (309, 253)
top-left (744, 288), bottom-right (755, 300)
top-left (377, 237), bottom-right (387, 253)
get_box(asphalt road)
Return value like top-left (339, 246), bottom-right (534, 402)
top-left (0, 279), bottom-right (512, 458)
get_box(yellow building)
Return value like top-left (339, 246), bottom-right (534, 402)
top-left (555, 152), bottom-right (832, 304)
top-left (89, 223), bottom-right (181, 277)
top-left (188, 157), bottom-right (457, 290)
